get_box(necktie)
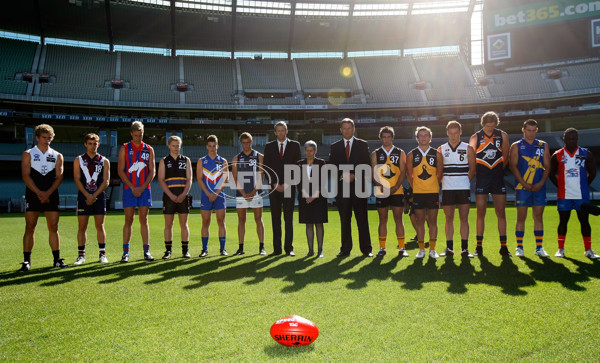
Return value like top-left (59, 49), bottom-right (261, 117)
top-left (345, 140), bottom-right (350, 162)
top-left (279, 143), bottom-right (284, 159)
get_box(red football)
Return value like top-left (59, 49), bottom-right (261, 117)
top-left (270, 315), bottom-right (319, 347)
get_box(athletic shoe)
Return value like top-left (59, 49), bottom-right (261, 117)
top-left (515, 247), bottom-right (524, 257)
top-left (416, 249), bottom-right (426, 259)
top-left (54, 259), bottom-right (68, 268)
top-left (144, 253), bottom-right (155, 261)
top-left (584, 249), bottom-right (600, 259)
top-left (535, 247), bottom-right (550, 258)
top-left (473, 246), bottom-right (483, 257)
top-left (18, 261), bottom-right (30, 273)
top-left (376, 248), bottom-right (387, 257)
top-left (317, 250), bottom-right (324, 258)
top-left (73, 256), bottom-right (86, 265)
top-left (461, 249), bottom-right (472, 257)
top-left (183, 251), bottom-right (191, 259)
top-left (259, 248), bottom-right (267, 255)
top-left (220, 249), bottom-right (228, 256)
top-left (429, 250), bottom-right (440, 259)
top-left (199, 249), bottom-right (208, 257)
top-left (554, 249), bottom-right (565, 258)
top-left (233, 249), bottom-right (245, 256)
top-left (499, 246), bottom-right (512, 257)
top-left (162, 251), bottom-right (172, 260)
top-left (440, 248), bottom-right (454, 257)
top-left (120, 254), bottom-right (129, 263)
top-left (398, 248), bottom-right (409, 257)
top-left (99, 254), bottom-right (109, 263)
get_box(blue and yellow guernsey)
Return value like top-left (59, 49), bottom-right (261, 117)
top-left (163, 154), bottom-right (190, 196)
top-left (515, 138), bottom-right (546, 191)
top-left (201, 154), bottom-right (226, 195)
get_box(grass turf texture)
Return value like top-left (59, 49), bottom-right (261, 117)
top-left (0, 207), bottom-right (599, 362)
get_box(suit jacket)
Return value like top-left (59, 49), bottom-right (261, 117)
top-left (296, 158), bottom-right (326, 201)
top-left (328, 137), bottom-right (371, 190)
top-left (263, 138), bottom-right (301, 189)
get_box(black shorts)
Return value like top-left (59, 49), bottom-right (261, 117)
top-left (376, 194), bottom-right (404, 208)
top-left (476, 173), bottom-right (506, 195)
top-left (77, 196), bottom-right (107, 216)
top-left (25, 191), bottom-right (60, 212)
top-left (413, 193), bottom-right (439, 210)
top-left (442, 190), bottom-right (471, 206)
top-left (163, 194), bottom-right (192, 214)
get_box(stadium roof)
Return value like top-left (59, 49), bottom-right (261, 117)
top-left (0, 0), bottom-right (480, 56)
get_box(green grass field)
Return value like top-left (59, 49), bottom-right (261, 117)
top-left (1, 207), bottom-right (599, 362)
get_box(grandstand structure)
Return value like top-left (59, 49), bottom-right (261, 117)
top-left (0, 0), bottom-right (600, 210)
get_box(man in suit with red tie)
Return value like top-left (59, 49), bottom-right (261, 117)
top-left (263, 121), bottom-right (301, 256)
top-left (329, 118), bottom-right (373, 257)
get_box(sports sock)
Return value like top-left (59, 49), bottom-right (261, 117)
top-left (219, 236), bottom-right (226, 250)
top-left (418, 241), bottom-right (425, 250)
top-left (476, 235), bottom-right (483, 248)
top-left (52, 249), bottom-right (60, 261)
top-left (181, 241), bottom-right (189, 253)
top-left (429, 239), bottom-right (437, 251)
top-left (202, 237), bottom-right (209, 250)
top-left (123, 243), bottom-right (130, 255)
top-left (98, 243), bottom-right (106, 256)
top-left (534, 230), bottom-right (544, 250)
top-left (238, 243), bottom-right (244, 251)
top-left (515, 230), bottom-right (524, 249)
top-left (446, 240), bottom-right (453, 250)
top-left (143, 244), bottom-right (150, 254)
top-left (379, 235), bottom-right (386, 249)
top-left (165, 240), bottom-right (172, 252)
top-left (461, 239), bottom-right (468, 251)
top-left (23, 252), bottom-right (31, 263)
top-left (78, 245), bottom-right (85, 257)
top-left (397, 236), bottom-right (405, 249)
top-left (583, 236), bottom-right (592, 251)
top-left (500, 235), bottom-right (507, 247)
top-left (558, 235), bottom-right (566, 250)
top-left (259, 242), bottom-right (264, 250)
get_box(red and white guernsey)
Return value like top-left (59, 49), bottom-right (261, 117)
top-left (556, 146), bottom-right (589, 200)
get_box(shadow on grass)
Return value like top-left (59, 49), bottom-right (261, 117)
top-left (263, 342), bottom-right (315, 357)
top-left (520, 256), bottom-right (589, 291)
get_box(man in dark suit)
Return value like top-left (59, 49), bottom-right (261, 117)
top-left (263, 121), bottom-right (301, 256)
top-left (328, 118), bottom-right (373, 257)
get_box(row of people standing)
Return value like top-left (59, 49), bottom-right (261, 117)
top-left (17, 114), bottom-right (599, 272)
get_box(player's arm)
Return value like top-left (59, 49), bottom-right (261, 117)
top-left (436, 149), bottom-right (444, 183)
top-left (390, 151), bottom-right (407, 194)
top-left (549, 152), bottom-right (559, 187)
top-left (117, 145), bottom-right (135, 190)
top-left (216, 159), bottom-right (229, 194)
top-left (253, 153), bottom-right (265, 197)
top-left (196, 159), bottom-right (210, 195)
top-left (73, 157), bottom-right (92, 202)
top-left (586, 151), bottom-right (597, 184)
top-left (98, 158), bottom-right (110, 195)
top-left (467, 145), bottom-right (476, 181)
top-left (509, 142), bottom-right (529, 190)
top-left (532, 143), bottom-right (551, 192)
top-left (140, 146), bottom-right (156, 189)
top-left (157, 158), bottom-right (175, 201)
top-left (370, 151), bottom-right (382, 188)
top-left (21, 151), bottom-right (42, 198)
top-left (47, 153), bottom-right (64, 195)
top-left (501, 131), bottom-right (510, 168)
top-left (231, 155), bottom-right (245, 197)
top-left (405, 151), bottom-right (414, 187)
top-left (468, 133), bottom-right (478, 153)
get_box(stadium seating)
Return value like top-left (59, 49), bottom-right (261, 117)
top-left (119, 52), bottom-right (179, 103)
top-left (183, 56), bottom-right (236, 104)
top-left (39, 44), bottom-right (115, 101)
top-left (561, 63), bottom-right (600, 91)
top-left (239, 58), bottom-right (296, 90)
top-left (295, 58), bottom-right (357, 91)
top-left (488, 70), bottom-right (559, 97)
top-left (0, 38), bottom-right (36, 95)
top-left (354, 56), bottom-right (422, 104)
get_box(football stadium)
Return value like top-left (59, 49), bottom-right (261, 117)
top-left (1, 0), bottom-right (600, 360)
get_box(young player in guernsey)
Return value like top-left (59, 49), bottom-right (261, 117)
top-left (549, 128), bottom-right (599, 259)
top-left (197, 135), bottom-right (229, 257)
top-left (157, 136), bottom-right (193, 259)
top-left (406, 126), bottom-right (443, 259)
top-left (19, 124), bottom-right (66, 272)
top-left (509, 119), bottom-right (551, 258)
top-left (231, 132), bottom-right (266, 256)
top-left (371, 126), bottom-right (408, 257)
top-left (469, 111), bottom-right (511, 257)
top-left (118, 121), bottom-right (156, 262)
top-left (73, 133), bottom-right (110, 265)
top-left (438, 121), bottom-right (476, 257)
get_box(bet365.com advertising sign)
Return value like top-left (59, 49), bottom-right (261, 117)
top-left (488, 0), bottom-right (600, 32)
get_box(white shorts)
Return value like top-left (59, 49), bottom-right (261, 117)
top-left (236, 195), bottom-right (263, 209)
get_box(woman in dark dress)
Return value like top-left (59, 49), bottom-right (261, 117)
top-left (297, 140), bottom-right (328, 257)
